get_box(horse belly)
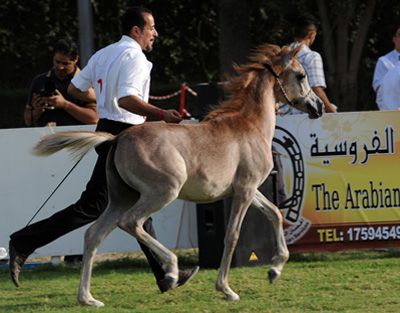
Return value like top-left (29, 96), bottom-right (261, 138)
top-left (178, 180), bottom-right (233, 203)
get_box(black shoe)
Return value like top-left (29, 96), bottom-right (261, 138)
top-left (9, 240), bottom-right (30, 287)
top-left (177, 266), bottom-right (199, 287)
top-left (158, 266), bottom-right (200, 293)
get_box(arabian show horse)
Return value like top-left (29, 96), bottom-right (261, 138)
top-left (33, 44), bottom-right (323, 307)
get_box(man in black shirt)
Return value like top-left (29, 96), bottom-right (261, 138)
top-left (24, 39), bottom-right (98, 127)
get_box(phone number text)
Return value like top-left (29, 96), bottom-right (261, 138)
top-left (317, 226), bottom-right (400, 242)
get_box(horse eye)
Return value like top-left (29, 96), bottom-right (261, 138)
top-left (297, 73), bottom-right (306, 81)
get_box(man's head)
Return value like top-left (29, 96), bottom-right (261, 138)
top-left (52, 39), bottom-right (79, 80)
top-left (293, 13), bottom-right (319, 46)
top-left (122, 6), bottom-right (158, 53)
top-left (393, 26), bottom-right (400, 53)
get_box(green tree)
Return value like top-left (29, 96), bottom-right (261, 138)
top-left (218, 0), bottom-right (249, 76)
top-left (0, 0), bottom-right (80, 88)
top-left (317, 0), bottom-right (377, 112)
top-left (1, 0), bottom-right (400, 127)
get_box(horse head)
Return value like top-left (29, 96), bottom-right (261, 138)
top-left (268, 44), bottom-right (324, 119)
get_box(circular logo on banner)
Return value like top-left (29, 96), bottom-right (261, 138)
top-left (272, 126), bottom-right (311, 244)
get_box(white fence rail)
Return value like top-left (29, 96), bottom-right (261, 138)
top-left (0, 125), bottom-right (198, 258)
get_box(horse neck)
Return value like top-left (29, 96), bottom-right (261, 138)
top-left (238, 78), bottom-right (277, 140)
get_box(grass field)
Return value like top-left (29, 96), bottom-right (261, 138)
top-left (1, 249), bottom-right (400, 313)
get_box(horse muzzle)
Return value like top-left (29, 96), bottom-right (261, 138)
top-left (306, 97), bottom-right (324, 119)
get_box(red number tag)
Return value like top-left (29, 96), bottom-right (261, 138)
top-left (97, 79), bottom-right (103, 93)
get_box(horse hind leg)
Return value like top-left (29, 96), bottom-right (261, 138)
top-left (117, 193), bottom-right (180, 289)
top-left (78, 206), bottom-right (121, 307)
top-left (78, 147), bottom-right (139, 307)
top-left (251, 190), bottom-right (289, 284)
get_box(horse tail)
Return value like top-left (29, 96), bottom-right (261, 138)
top-left (33, 131), bottom-right (116, 160)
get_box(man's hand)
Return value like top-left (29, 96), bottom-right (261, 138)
top-left (42, 89), bottom-right (67, 109)
top-left (32, 93), bottom-right (51, 110)
top-left (162, 109), bottom-right (182, 123)
top-left (118, 95), bottom-right (182, 123)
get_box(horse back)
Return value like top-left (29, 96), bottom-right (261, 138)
top-left (112, 119), bottom-right (273, 202)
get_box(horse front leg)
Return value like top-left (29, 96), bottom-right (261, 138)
top-left (216, 194), bottom-right (253, 301)
top-left (252, 190), bottom-right (289, 283)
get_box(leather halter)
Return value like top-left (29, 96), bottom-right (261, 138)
top-left (263, 63), bottom-right (311, 116)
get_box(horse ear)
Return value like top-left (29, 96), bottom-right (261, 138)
top-left (282, 43), bottom-right (302, 68)
top-left (288, 43), bottom-right (302, 60)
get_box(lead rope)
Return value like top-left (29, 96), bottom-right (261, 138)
top-left (0, 157), bottom-right (83, 260)
top-left (25, 157), bottom-right (83, 227)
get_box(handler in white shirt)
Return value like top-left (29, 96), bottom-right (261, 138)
top-left (70, 20), bottom-right (181, 124)
top-left (72, 36), bottom-right (151, 125)
top-left (68, 6), bottom-right (197, 293)
top-left (8, 6), bottom-right (199, 293)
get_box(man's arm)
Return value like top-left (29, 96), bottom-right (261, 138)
top-left (312, 86), bottom-right (337, 113)
top-left (23, 108), bottom-right (36, 127)
top-left (118, 95), bottom-right (182, 123)
top-left (24, 92), bottom-right (42, 126)
top-left (62, 83), bottom-right (98, 124)
top-left (68, 83), bottom-right (97, 103)
top-left (24, 92), bottom-right (56, 126)
top-left (45, 88), bottom-right (98, 124)
top-left (372, 59), bottom-right (385, 92)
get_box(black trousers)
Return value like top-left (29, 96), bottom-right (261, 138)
top-left (10, 119), bottom-right (165, 281)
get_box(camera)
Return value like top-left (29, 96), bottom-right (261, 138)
top-left (40, 81), bottom-right (56, 97)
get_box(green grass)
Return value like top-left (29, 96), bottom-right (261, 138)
top-left (1, 249), bottom-right (400, 312)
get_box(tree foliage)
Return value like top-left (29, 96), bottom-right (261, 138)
top-left (0, 0), bottom-right (80, 87)
top-left (1, 0), bottom-right (400, 119)
top-left (0, 0), bottom-right (220, 90)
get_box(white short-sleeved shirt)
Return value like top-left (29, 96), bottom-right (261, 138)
top-left (372, 49), bottom-right (400, 92)
top-left (72, 35), bottom-right (152, 125)
top-left (282, 43), bottom-right (327, 115)
top-left (377, 64), bottom-right (400, 111)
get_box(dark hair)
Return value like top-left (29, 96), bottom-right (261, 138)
top-left (293, 13), bottom-right (319, 39)
top-left (393, 26), bottom-right (400, 37)
top-left (53, 39), bottom-right (79, 60)
top-left (121, 6), bottom-right (152, 36)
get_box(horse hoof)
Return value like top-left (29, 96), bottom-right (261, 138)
top-left (268, 268), bottom-right (279, 284)
top-left (164, 273), bottom-right (178, 289)
top-left (226, 293), bottom-right (240, 301)
top-left (78, 298), bottom-right (105, 308)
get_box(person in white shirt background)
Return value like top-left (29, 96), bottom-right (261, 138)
top-left (376, 63), bottom-right (400, 110)
top-left (373, 25), bottom-right (400, 108)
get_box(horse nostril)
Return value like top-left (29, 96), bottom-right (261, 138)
top-left (317, 100), bottom-right (324, 114)
top-left (306, 102), bottom-right (323, 119)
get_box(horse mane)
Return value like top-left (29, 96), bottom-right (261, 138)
top-left (203, 44), bottom-right (292, 121)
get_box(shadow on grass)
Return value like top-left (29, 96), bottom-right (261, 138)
top-left (95, 250), bottom-right (199, 271)
top-left (288, 248), bottom-right (400, 263)
top-left (0, 249), bottom-right (199, 276)
top-left (2, 248), bottom-right (398, 277)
